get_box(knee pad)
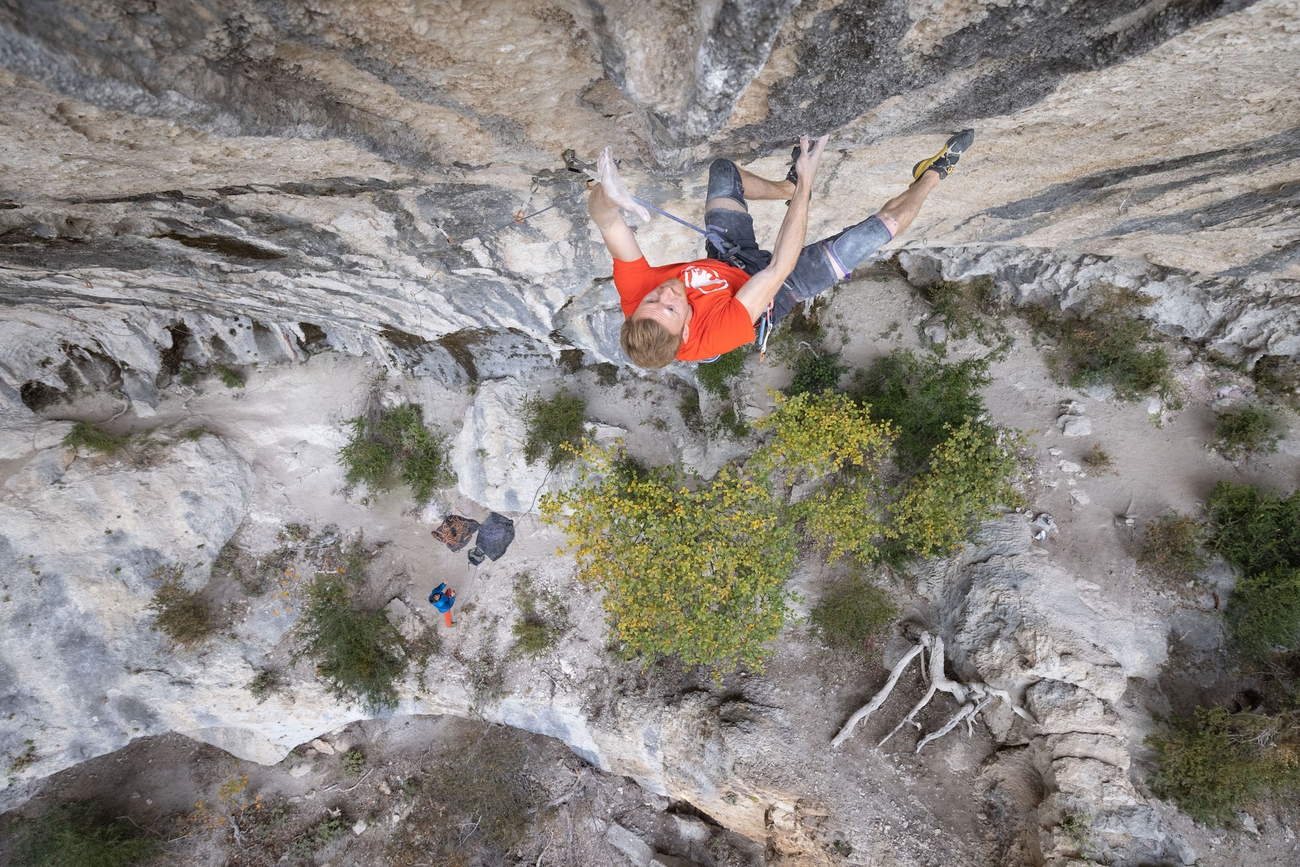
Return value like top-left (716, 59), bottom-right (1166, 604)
top-left (825, 215), bottom-right (895, 275)
top-left (706, 159), bottom-right (747, 210)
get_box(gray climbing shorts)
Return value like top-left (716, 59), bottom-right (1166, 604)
top-left (703, 163), bottom-right (893, 326)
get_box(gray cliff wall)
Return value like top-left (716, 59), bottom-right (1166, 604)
top-left (1, 0), bottom-right (1296, 408)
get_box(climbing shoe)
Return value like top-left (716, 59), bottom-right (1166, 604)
top-left (784, 144), bottom-right (811, 205)
top-left (912, 128), bottom-right (975, 180)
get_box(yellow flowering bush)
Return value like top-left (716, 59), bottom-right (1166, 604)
top-left (541, 392), bottom-right (1023, 673)
top-left (753, 392), bottom-right (895, 565)
top-left (541, 445), bottom-right (795, 672)
top-left (889, 420), bottom-right (1024, 558)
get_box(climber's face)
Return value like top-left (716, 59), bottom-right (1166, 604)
top-left (633, 278), bottom-right (692, 339)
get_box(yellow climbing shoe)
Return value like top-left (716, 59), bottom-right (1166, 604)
top-left (912, 129), bottom-right (975, 180)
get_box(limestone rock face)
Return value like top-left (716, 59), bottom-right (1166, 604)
top-left (0, 433), bottom-right (257, 801)
top-left (451, 378), bottom-right (575, 513)
top-left (2, 1), bottom-right (1296, 403)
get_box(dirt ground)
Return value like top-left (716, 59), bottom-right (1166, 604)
top-left (3, 264), bottom-right (1300, 865)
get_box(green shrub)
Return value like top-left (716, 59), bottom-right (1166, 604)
top-left (1137, 514), bottom-right (1206, 581)
top-left (292, 574), bottom-right (407, 712)
top-left (1214, 403), bottom-right (1284, 460)
top-left (888, 420), bottom-right (1024, 559)
top-left (62, 422), bottom-right (130, 456)
top-left (1205, 482), bottom-right (1300, 577)
top-left (714, 405), bottom-right (749, 439)
top-left (848, 350), bottom-right (989, 471)
top-left (215, 365), bottom-right (245, 388)
top-left (1081, 443), bottom-right (1114, 473)
top-left (1228, 566), bottom-right (1300, 660)
top-left (1147, 706), bottom-right (1300, 824)
top-left (9, 801), bottom-right (157, 867)
top-left (147, 565), bottom-right (212, 646)
top-left (291, 816), bottom-right (348, 860)
top-left (591, 362), bottom-right (620, 386)
top-left (247, 669), bottom-right (283, 704)
top-left (541, 391), bottom-right (1024, 672)
top-left (510, 574), bottom-right (569, 657)
top-left (787, 349), bottom-right (847, 397)
top-left (809, 575), bottom-right (897, 653)
top-left (694, 346), bottom-right (748, 398)
top-left (756, 392), bottom-right (894, 566)
top-left (541, 445), bottom-right (796, 673)
top-left (341, 748), bottom-right (366, 777)
top-left (916, 275), bottom-right (1009, 346)
top-left (1029, 287), bottom-right (1173, 400)
top-left (339, 403), bottom-right (454, 502)
top-left (522, 389), bottom-right (588, 471)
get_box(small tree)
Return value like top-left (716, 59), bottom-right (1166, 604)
top-left (541, 446), bottom-right (795, 672)
top-left (888, 420), bottom-right (1023, 559)
top-left (338, 403), bottom-right (453, 502)
top-left (293, 574), bottom-right (407, 711)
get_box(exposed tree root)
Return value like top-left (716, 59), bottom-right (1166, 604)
top-left (831, 631), bottom-right (1038, 752)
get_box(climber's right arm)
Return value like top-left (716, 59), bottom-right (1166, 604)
top-left (588, 182), bottom-right (644, 263)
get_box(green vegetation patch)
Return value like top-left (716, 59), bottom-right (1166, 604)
top-left (1213, 403), bottom-right (1285, 460)
top-left (340, 748), bottom-right (366, 777)
top-left (1205, 482), bottom-right (1300, 578)
top-left (290, 816), bottom-right (348, 861)
top-left (544, 390), bottom-right (1023, 673)
top-left (1137, 513), bottom-right (1206, 581)
top-left (247, 669), bottom-right (283, 704)
top-left (8, 801), bottom-right (157, 867)
top-left (215, 364), bottom-right (246, 388)
top-left (147, 565), bottom-right (213, 646)
top-left (510, 574), bottom-right (569, 657)
top-left (916, 275), bottom-right (1009, 347)
top-left (292, 573), bottom-right (407, 712)
top-left (848, 349), bottom-right (989, 472)
top-left (522, 389), bottom-right (588, 470)
top-left (1029, 287), bottom-right (1173, 400)
top-left (678, 386), bottom-right (704, 435)
top-left (62, 422), bottom-right (130, 456)
top-left (694, 346), bottom-right (748, 398)
top-left (887, 419), bottom-right (1024, 560)
top-left (809, 574), bottom-right (897, 654)
top-left (339, 402), bottom-right (454, 502)
top-left (542, 445), bottom-right (795, 672)
top-left (1147, 706), bottom-right (1300, 825)
top-left (1228, 566), bottom-right (1300, 660)
top-left (787, 348), bottom-right (848, 397)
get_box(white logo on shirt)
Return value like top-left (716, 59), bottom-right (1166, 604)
top-left (681, 265), bottom-right (730, 294)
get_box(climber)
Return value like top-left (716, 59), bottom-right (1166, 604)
top-left (589, 130), bottom-right (975, 369)
top-left (428, 583), bottom-right (456, 626)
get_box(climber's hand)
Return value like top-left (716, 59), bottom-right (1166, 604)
top-left (595, 146), bottom-right (651, 223)
top-left (794, 134), bottom-right (829, 187)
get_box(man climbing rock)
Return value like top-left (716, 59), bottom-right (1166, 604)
top-left (589, 130), bottom-right (975, 369)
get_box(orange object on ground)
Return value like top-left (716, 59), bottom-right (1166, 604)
top-left (444, 610), bottom-right (453, 627)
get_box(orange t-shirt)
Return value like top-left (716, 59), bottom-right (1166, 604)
top-left (612, 257), bottom-right (756, 361)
